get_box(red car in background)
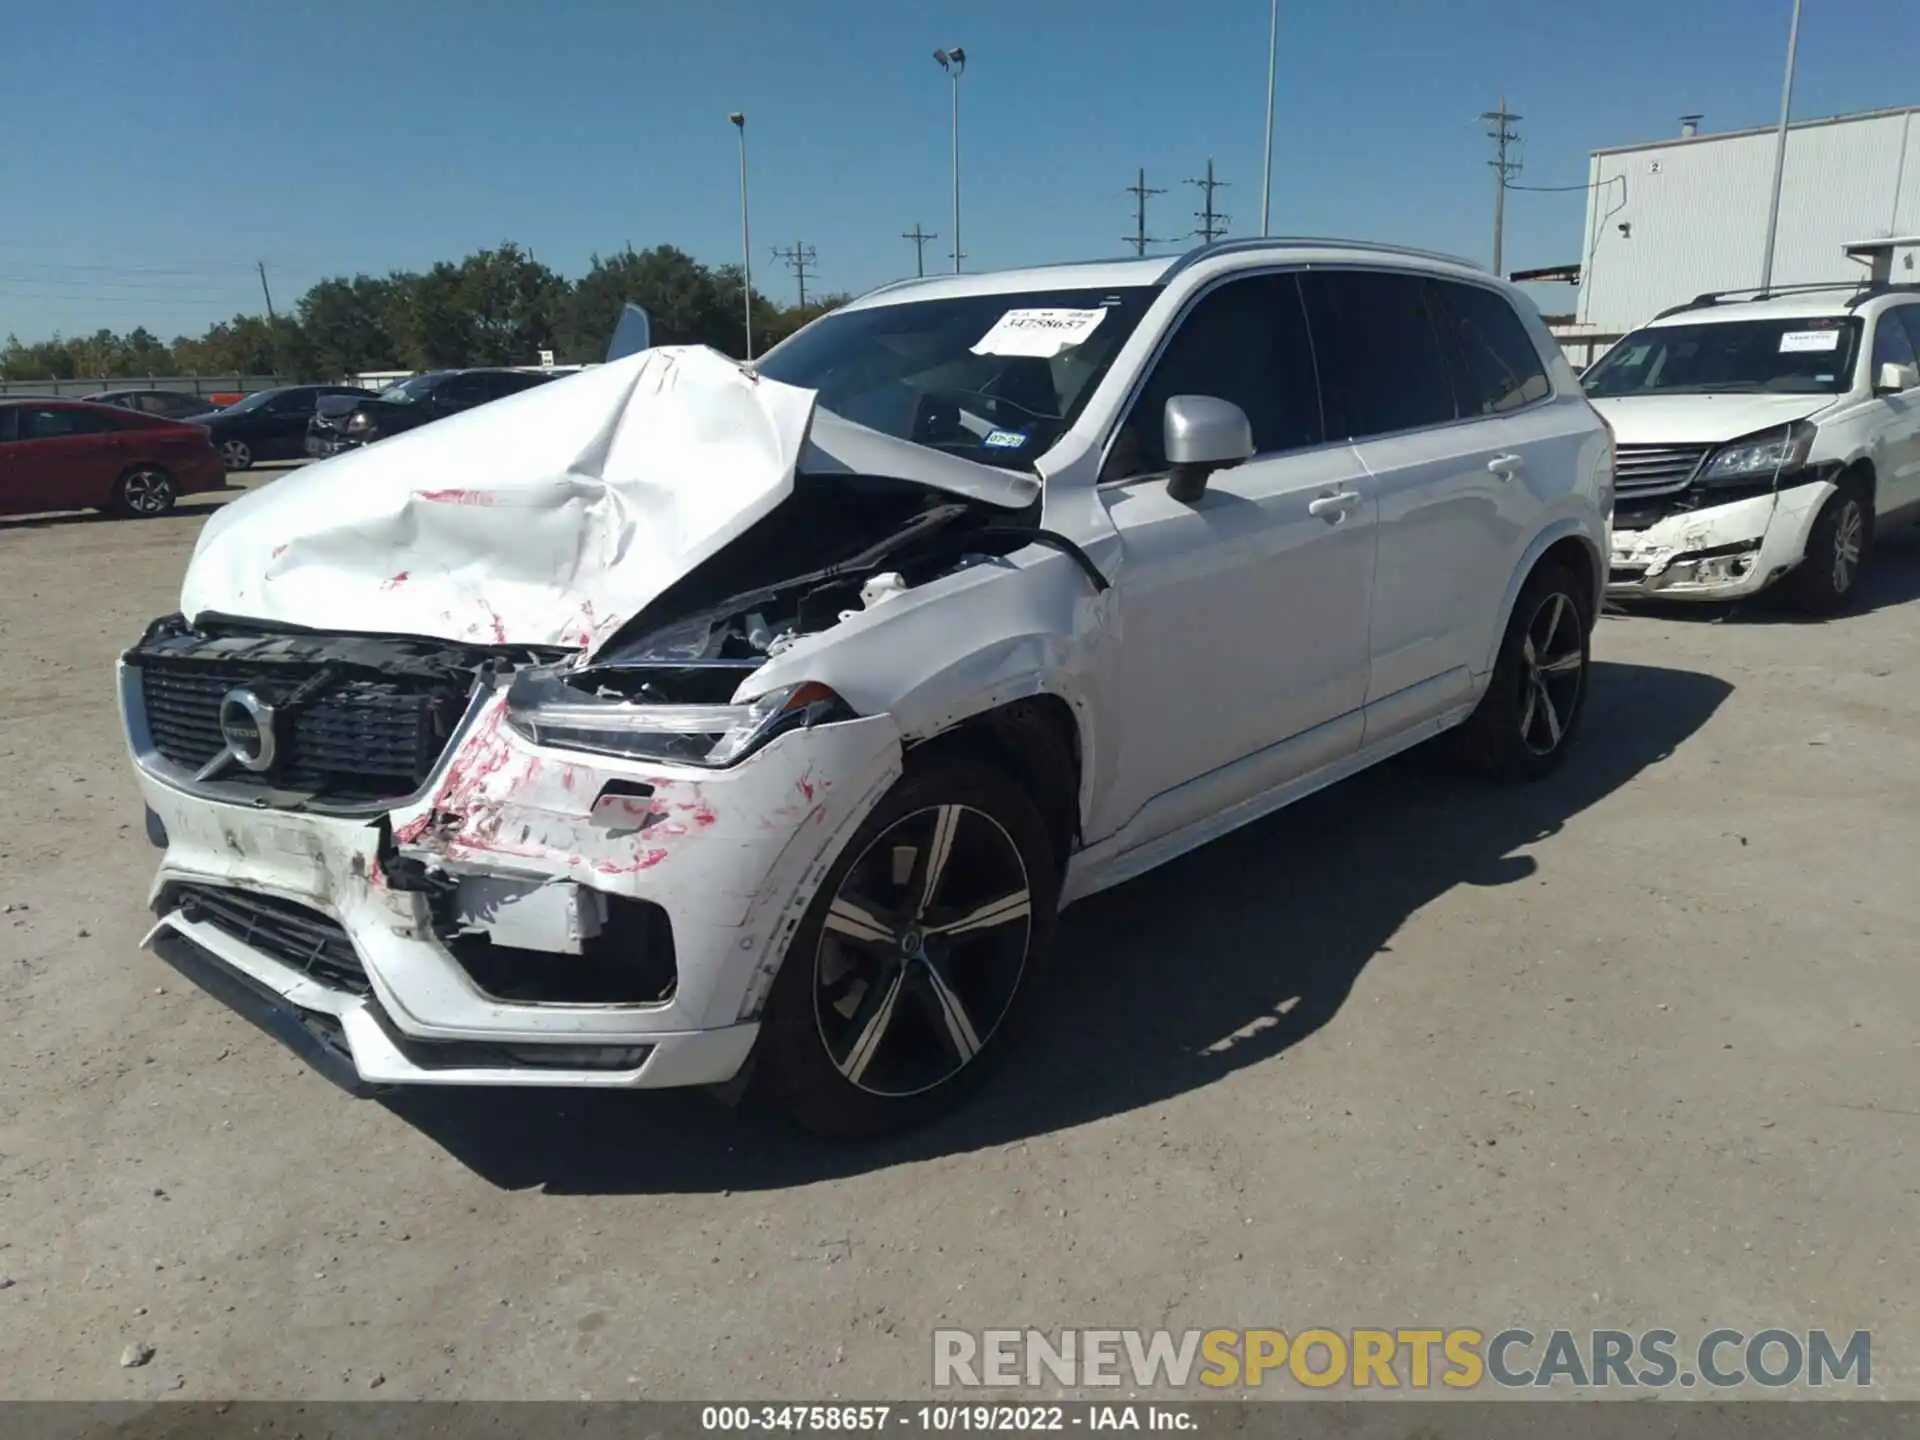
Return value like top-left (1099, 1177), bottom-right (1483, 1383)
top-left (0, 399), bottom-right (225, 519)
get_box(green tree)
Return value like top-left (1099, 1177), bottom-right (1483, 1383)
top-left (298, 275), bottom-right (403, 377)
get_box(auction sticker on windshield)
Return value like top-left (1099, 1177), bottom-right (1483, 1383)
top-left (972, 307), bottom-right (1108, 358)
top-left (1779, 329), bottom-right (1841, 353)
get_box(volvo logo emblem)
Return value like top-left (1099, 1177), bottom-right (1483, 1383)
top-left (196, 688), bottom-right (278, 780)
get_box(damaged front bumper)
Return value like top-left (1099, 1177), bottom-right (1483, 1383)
top-left (124, 668), bottom-right (902, 1092)
top-left (1606, 478), bottom-right (1837, 602)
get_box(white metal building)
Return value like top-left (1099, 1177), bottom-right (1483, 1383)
top-left (1569, 105), bottom-right (1920, 339)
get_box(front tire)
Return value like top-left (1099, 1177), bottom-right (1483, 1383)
top-left (1452, 562), bottom-right (1592, 781)
top-left (755, 756), bottom-right (1058, 1138)
top-left (1785, 479), bottom-right (1870, 615)
top-left (112, 466), bottom-right (176, 517)
top-left (220, 438), bottom-right (252, 471)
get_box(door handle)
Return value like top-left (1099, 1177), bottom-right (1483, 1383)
top-left (1307, 489), bottom-right (1362, 521)
top-left (1487, 452), bottom-right (1524, 479)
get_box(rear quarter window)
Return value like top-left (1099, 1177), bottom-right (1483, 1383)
top-left (1430, 281), bottom-right (1553, 414)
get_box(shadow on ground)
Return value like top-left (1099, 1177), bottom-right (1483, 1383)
top-left (1618, 527), bottom-right (1920, 624)
top-left (389, 658), bottom-right (1733, 1194)
top-left (0, 491), bottom-right (244, 532)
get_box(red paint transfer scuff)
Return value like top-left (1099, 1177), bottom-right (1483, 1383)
top-left (414, 489), bottom-right (497, 506)
top-left (380, 571), bottom-right (410, 590)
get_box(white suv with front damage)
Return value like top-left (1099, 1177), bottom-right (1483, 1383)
top-left (1586, 283), bottom-right (1920, 611)
top-left (121, 239), bottom-right (1611, 1135)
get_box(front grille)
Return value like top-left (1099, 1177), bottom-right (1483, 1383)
top-left (139, 660), bottom-right (468, 805)
top-left (1614, 443), bottom-right (1711, 499)
top-left (170, 883), bottom-right (370, 996)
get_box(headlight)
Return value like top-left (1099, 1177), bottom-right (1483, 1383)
top-left (1699, 421), bottom-right (1815, 484)
top-left (504, 674), bottom-right (852, 767)
top-left (345, 412), bottom-right (371, 435)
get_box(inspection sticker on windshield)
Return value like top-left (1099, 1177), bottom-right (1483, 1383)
top-left (971, 307), bottom-right (1108, 358)
top-left (1780, 328), bottom-right (1841, 353)
top-left (983, 429), bottom-right (1029, 449)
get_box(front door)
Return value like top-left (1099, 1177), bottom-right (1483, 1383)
top-left (1089, 271), bottom-right (1376, 847)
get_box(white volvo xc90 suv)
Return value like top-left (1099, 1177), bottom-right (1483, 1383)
top-left (121, 238), bottom-right (1612, 1135)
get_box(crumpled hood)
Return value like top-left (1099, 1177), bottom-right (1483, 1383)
top-left (180, 346), bottom-right (1039, 652)
top-left (1588, 392), bottom-right (1830, 446)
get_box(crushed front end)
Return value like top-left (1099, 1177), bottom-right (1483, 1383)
top-left (1605, 425), bottom-right (1841, 602)
top-left (121, 613), bottom-right (902, 1093)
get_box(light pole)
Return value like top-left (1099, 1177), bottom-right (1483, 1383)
top-left (1259, 0), bottom-right (1278, 236)
top-left (1757, 0), bottom-right (1803, 294)
top-left (934, 46), bottom-right (966, 273)
top-left (729, 111), bottom-right (754, 360)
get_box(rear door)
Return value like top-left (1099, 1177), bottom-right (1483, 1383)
top-left (1302, 269), bottom-right (1550, 730)
top-left (0, 404), bottom-right (122, 511)
top-left (255, 388), bottom-right (317, 458)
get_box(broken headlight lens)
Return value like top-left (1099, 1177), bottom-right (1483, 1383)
top-left (504, 675), bottom-right (852, 767)
top-left (1699, 421), bottom-right (1816, 484)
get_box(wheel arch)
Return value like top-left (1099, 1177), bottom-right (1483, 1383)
top-left (1480, 521), bottom-right (1604, 676)
top-left (907, 692), bottom-right (1084, 874)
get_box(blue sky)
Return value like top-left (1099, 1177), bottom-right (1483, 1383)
top-left (1, 0), bottom-right (1912, 343)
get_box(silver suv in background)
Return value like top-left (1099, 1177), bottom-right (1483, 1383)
top-left (123, 239), bottom-right (1611, 1136)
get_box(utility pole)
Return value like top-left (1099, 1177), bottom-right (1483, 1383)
top-left (1758, 0), bottom-right (1803, 293)
top-left (773, 240), bottom-right (818, 307)
top-left (1482, 95), bottom-right (1522, 277)
top-left (1259, 0), bottom-right (1279, 235)
top-left (902, 223), bottom-right (938, 278)
top-left (1186, 158), bottom-right (1230, 244)
top-left (1124, 168), bottom-right (1166, 256)
top-left (256, 260), bottom-right (276, 321)
top-left (729, 112), bottom-right (754, 359)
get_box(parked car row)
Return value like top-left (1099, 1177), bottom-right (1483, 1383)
top-left (305, 367), bottom-right (557, 456)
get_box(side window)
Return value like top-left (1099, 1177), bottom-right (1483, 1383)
top-left (1872, 309), bottom-right (1919, 375)
top-left (1430, 281), bottom-right (1553, 414)
top-left (17, 407), bottom-right (108, 439)
top-left (0, 409), bottom-right (17, 443)
top-left (1301, 270), bottom-right (1458, 438)
top-left (439, 374), bottom-right (487, 406)
top-left (1897, 307), bottom-right (1920, 364)
top-left (1101, 273), bottom-right (1323, 481)
top-left (266, 390), bottom-right (313, 413)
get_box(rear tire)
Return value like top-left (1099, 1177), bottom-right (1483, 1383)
top-left (755, 755), bottom-right (1058, 1138)
top-left (1451, 562), bottom-right (1592, 782)
top-left (112, 466), bottom-right (176, 518)
top-left (220, 439), bottom-right (252, 472)
top-left (1785, 478), bottom-right (1870, 615)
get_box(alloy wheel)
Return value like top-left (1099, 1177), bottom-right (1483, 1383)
top-left (1515, 590), bottom-right (1584, 757)
top-left (1831, 499), bottom-right (1865, 595)
top-left (813, 803), bottom-right (1033, 1098)
top-left (221, 439), bottom-right (250, 470)
top-left (121, 469), bottom-right (173, 515)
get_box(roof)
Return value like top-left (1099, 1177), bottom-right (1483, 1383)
top-left (1593, 104), bottom-right (1920, 159)
top-left (1645, 287), bottom-right (1910, 326)
top-left (843, 236), bottom-right (1487, 312)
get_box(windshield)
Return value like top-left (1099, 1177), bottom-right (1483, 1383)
top-left (377, 373), bottom-right (443, 404)
top-left (1583, 316), bottom-right (1863, 397)
top-left (754, 285), bottom-right (1157, 469)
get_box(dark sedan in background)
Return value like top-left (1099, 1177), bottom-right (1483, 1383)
top-left (190, 384), bottom-right (377, 471)
top-left (306, 367), bottom-right (555, 456)
top-left (0, 399), bottom-right (223, 518)
top-left (84, 389), bottom-right (224, 422)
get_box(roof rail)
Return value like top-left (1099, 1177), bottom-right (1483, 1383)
top-left (1844, 281), bottom-right (1920, 310)
top-left (1162, 235), bottom-right (1484, 285)
top-left (1653, 279), bottom-right (1870, 319)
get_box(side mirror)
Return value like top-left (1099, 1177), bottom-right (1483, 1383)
top-left (1875, 361), bottom-right (1919, 395)
top-left (1163, 395), bottom-right (1254, 503)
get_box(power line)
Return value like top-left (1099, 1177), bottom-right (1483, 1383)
top-left (771, 240), bottom-right (818, 307)
top-left (1186, 157), bottom-right (1230, 244)
top-left (1482, 95), bottom-right (1522, 276)
top-left (1124, 168), bottom-right (1166, 256)
top-left (901, 224), bottom-right (938, 278)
